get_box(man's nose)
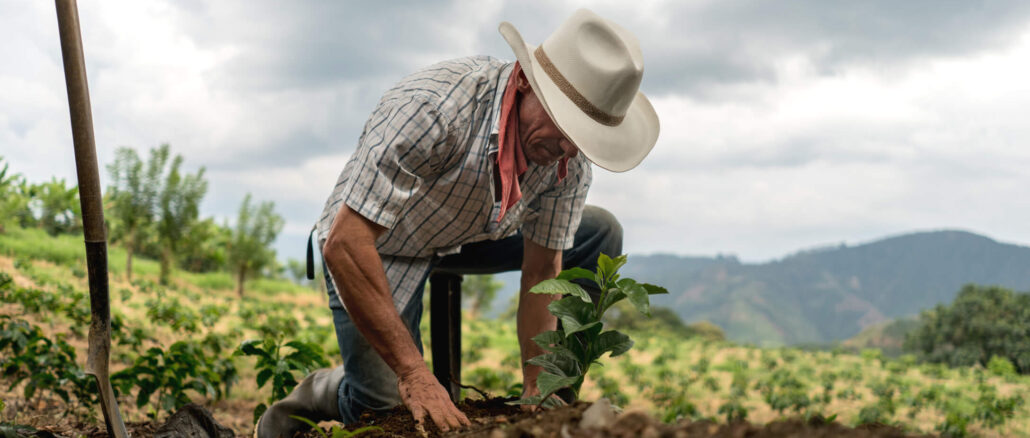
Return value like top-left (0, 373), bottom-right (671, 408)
top-left (559, 138), bottom-right (579, 158)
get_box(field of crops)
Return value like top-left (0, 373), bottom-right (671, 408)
top-left (1, 225), bottom-right (1029, 437)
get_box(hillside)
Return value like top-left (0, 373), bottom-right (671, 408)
top-left (840, 317), bottom-right (921, 357)
top-left (619, 230), bottom-right (1030, 346)
top-left (3, 225), bottom-right (1030, 437)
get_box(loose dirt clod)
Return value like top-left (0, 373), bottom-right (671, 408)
top-left (154, 404), bottom-right (234, 438)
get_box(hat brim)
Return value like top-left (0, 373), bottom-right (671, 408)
top-left (499, 21), bottom-right (660, 173)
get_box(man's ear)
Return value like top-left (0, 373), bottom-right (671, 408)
top-left (515, 70), bottom-right (533, 94)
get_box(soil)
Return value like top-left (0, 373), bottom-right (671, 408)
top-left (8, 397), bottom-right (934, 438)
top-left (300, 397), bottom-right (934, 438)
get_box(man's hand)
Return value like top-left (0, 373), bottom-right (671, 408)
top-left (397, 366), bottom-right (471, 432)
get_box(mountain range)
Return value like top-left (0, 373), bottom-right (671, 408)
top-left (489, 230), bottom-right (1030, 346)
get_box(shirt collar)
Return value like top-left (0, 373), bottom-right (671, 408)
top-left (488, 62), bottom-right (516, 155)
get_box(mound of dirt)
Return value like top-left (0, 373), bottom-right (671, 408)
top-left (307, 398), bottom-right (934, 438)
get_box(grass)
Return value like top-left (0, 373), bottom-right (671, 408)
top-left (3, 225), bottom-right (1030, 437)
top-left (0, 226), bottom-right (85, 267)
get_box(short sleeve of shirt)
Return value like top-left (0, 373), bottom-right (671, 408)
top-left (521, 156), bottom-right (592, 250)
top-left (341, 96), bottom-right (449, 230)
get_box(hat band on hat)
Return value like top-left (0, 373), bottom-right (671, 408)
top-left (534, 47), bottom-right (625, 127)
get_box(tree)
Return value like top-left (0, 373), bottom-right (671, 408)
top-left (461, 274), bottom-right (502, 319)
top-left (904, 284), bottom-right (1030, 374)
top-left (155, 154), bottom-right (207, 285)
top-left (0, 157), bottom-right (31, 233)
top-left (33, 177), bottom-right (81, 236)
top-left (106, 145), bottom-right (167, 280)
top-left (227, 194), bottom-right (284, 297)
top-left (177, 218), bottom-right (232, 273)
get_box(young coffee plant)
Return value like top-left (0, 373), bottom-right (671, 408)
top-left (111, 338), bottom-right (238, 417)
top-left (236, 337), bottom-right (330, 423)
top-left (0, 315), bottom-right (98, 415)
top-left (290, 415), bottom-right (383, 438)
top-left (513, 254), bottom-right (667, 407)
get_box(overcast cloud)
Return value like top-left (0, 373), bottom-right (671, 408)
top-left (3, 0), bottom-right (1030, 264)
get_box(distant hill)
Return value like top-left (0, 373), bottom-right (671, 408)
top-left (839, 317), bottom-right (921, 357)
top-left (619, 230), bottom-right (1030, 346)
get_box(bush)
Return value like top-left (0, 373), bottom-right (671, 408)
top-left (904, 285), bottom-right (1030, 374)
top-left (987, 355), bottom-right (1017, 378)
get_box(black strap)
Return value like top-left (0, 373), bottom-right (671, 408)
top-left (306, 226), bottom-right (316, 280)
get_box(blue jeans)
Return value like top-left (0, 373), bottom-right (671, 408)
top-left (323, 205), bottom-right (622, 422)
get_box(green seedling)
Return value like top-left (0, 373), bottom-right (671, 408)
top-left (289, 415), bottom-right (383, 438)
top-left (512, 253), bottom-right (667, 408)
top-left (237, 338), bottom-right (329, 424)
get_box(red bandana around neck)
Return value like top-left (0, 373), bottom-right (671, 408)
top-left (495, 62), bottom-right (569, 223)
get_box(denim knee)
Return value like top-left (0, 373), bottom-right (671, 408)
top-left (565, 205), bottom-right (624, 270)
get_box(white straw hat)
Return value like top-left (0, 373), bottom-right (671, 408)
top-left (499, 8), bottom-right (660, 172)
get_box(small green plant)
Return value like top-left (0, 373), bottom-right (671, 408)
top-left (0, 316), bottom-right (98, 416)
top-left (290, 415), bottom-right (383, 438)
top-left (756, 368), bottom-right (810, 415)
top-left (512, 254), bottom-right (667, 407)
top-left (717, 398), bottom-right (749, 422)
top-left (236, 338), bottom-right (330, 423)
top-left (111, 339), bottom-right (238, 417)
top-left (936, 410), bottom-right (971, 438)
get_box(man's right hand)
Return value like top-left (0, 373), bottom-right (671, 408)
top-left (397, 365), bottom-right (471, 433)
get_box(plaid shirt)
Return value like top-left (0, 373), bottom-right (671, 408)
top-left (317, 56), bottom-right (592, 310)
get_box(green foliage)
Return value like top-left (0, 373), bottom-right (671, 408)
top-left (145, 295), bottom-right (201, 333)
top-left (177, 218), bottom-right (232, 273)
top-left (0, 157), bottom-right (30, 233)
top-left (0, 316), bottom-right (98, 414)
top-left (973, 379), bottom-right (1023, 428)
top-left (936, 410), bottom-right (971, 438)
top-left (756, 368), bottom-right (810, 415)
top-left (236, 338), bottom-right (330, 424)
top-left (290, 415), bottom-right (383, 438)
top-left (0, 227), bottom-right (84, 268)
top-left (30, 178), bottom-right (81, 236)
top-left (987, 355), bottom-right (1017, 378)
top-left (0, 163), bottom-right (82, 236)
top-left (512, 254), bottom-right (667, 408)
top-left (156, 150), bottom-right (208, 285)
top-left (107, 146), bottom-right (162, 280)
top-left (227, 194), bottom-right (284, 297)
top-left (905, 284), bottom-right (1030, 374)
top-left (111, 336), bottom-right (238, 417)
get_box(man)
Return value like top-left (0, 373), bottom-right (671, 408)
top-left (257, 8), bottom-right (659, 437)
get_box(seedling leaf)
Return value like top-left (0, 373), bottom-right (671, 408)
top-left (593, 330), bottom-right (634, 359)
top-left (641, 283), bottom-right (668, 295)
top-left (557, 267), bottom-right (596, 283)
top-left (531, 279), bottom-right (592, 303)
top-left (547, 297), bottom-right (596, 334)
top-left (620, 279), bottom-right (651, 317)
top-left (537, 371), bottom-right (579, 398)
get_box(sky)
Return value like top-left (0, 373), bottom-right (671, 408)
top-left (3, 0), bottom-right (1030, 264)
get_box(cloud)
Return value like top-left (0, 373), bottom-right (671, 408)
top-left (5, 0), bottom-right (1030, 265)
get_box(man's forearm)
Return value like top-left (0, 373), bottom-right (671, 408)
top-left (323, 230), bottom-right (424, 378)
top-left (517, 237), bottom-right (563, 393)
top-left (517, 272), bottom-right (560, 389)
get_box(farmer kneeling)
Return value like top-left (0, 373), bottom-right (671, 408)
top-left (257, 8), bottom-right (659, 437)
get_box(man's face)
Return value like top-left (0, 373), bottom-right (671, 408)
top-left (516, 77), bottom-right (579, 166)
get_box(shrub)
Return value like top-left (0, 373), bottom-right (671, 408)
top-left (905, 285), bottom-right (1030, 374)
